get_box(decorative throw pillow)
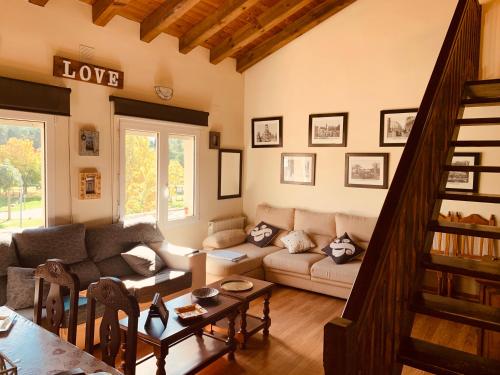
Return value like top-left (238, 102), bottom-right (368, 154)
top-left (246, 221), bottom-right (280, 248)
top-left (322, 232), bottom-right (364, 264)
top-left (202, 229), bottom-right (247, 250)
top-left (6, 267), bottom-right (49, 310)
top-left (121, 244), bottom-right (166, 277)
top-left (282, 230), bottom-right (315, 254)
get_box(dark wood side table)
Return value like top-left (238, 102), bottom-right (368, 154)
top-left (207, 275), bottom-right (275, 349)
top-left (120, 293), bottom-right (241, 375)
top-left (477, 279), bottom-right (500, 360)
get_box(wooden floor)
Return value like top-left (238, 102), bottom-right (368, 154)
top-left (119, 286), bottom-right (477, 375)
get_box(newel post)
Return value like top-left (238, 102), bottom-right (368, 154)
top-left (324, 317), bottom-right (355, 375)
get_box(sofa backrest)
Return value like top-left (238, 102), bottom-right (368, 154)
top-left (0, 233), bottom-right (18, 305)
top-left (255, 203), bottom-right (295, 231)
top-left (335, 213), bottom-right (378, 250)
top-left (294, 209), bottom-right (337, 237)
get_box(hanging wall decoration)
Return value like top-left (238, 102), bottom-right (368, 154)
top-left (79, 129), bottom-right (99, 156)
top-left (79, 170), bottom-right (102, 200)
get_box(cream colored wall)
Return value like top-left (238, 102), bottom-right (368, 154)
top-left (0, 0), bottom-right (244, 248)
top-left (242, 0), bottom-right (459, 221)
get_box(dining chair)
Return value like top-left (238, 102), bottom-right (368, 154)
top-left (455, 213), bottom-right (496, 258)
top-left (85, 277), bottom-right (140, 375)
top-left (34, 259), bottom-right (80, 344)
top-left (430, 212), bottom-right (457, 295)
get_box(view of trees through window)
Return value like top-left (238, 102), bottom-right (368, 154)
top-left (0, 120), bottom-right (45, 232)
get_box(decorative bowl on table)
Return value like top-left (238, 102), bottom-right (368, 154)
top-left (174, 304), bottom-right (208, 320)
top-left (191, 287), bottom-right (219, 302)
top-left (220, 279), bottom-right (254, 292)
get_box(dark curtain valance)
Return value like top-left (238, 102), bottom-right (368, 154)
top-left (0, 76), bottom-right (71, 116)
top-left (110, 96), bottom-right (209, 127)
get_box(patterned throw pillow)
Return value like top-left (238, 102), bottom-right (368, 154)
top-left (282, 230), bottom-right (315, 254)
top-left (322, 232), bottom-right (364, 264)
top-left (246, 222), bottom-right (280, 248)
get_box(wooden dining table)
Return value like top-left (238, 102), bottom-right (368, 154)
top-left (0, 306), bottom-right (121, 375)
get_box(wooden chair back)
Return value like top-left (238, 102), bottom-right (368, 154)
top-left (456, 214), bottom-right (496, 257)
top-left (432, 212), bottom-right (457, 256)
top-left (85, 277), bottom-right (139, 375)
top-left (34, 259), bottom-right (80, 344)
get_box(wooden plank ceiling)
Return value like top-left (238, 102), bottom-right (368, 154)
top-left (29, 0), bottom-right (356, 72)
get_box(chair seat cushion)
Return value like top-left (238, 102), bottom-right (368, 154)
top-left (205, 242), bottom-right (281, 277)
top-left (120, 268), bottom-right (191, 303)
top-left (263, 250), bottom-right (325, 275)
top-left (310, 256), bottom-right (362, 285)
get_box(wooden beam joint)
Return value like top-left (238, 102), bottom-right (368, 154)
top-left (93, 0), bottom-right (130, 27)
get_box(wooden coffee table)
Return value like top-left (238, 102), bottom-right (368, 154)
top-left (207, 275), bottom-right (274, 349)
top-left (120, 293), bottom-right (241, 375)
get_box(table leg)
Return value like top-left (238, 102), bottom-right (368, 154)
top-left (239, 303), bottom-right (249, 349)
top-left (227, 310), bottom-right (237, 361)
top-left (263, 290), bottom-right (272, 337)
top-left (153, 344), bottom-right (168, 375)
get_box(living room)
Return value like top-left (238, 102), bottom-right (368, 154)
top-left (0, 0), bottom-right (499, 374)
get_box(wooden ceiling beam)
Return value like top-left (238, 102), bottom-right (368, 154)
top-left (93, 0), bottom-right (130, 27)
top-left (141, 0), bottom-right (202, 43)
top-left (236, 0), bottom-right (356, 72)
top-left (29, 0), bottom-right (50, 6)
top-left (210, 0), bottom-right (310, 64)
top-left (179, 0), bottom-right (261, 54)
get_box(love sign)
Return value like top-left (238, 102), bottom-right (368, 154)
top-left (53, 56), bottom-right (124, 89)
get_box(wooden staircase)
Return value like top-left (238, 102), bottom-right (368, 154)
top-left (398, 79), bottom-right (500, 374)
top-left (324, 1), bottom-right (500, 374)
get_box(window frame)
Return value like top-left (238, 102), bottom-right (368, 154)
top-left (115, 115), bottom-right (201, 230)
top-left (0, 108), bottom-right (56, 228)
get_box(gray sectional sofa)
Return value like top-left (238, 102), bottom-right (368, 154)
top-left (0, 222), bottom-right (206, 318)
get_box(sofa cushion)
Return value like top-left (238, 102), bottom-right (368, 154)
top-left (13, 224), bottom-right (87, 268)
top-left (309, 234), bottom-right (334, 254)
top-left (206, 242), bottom-right (281, 277)
top-left (68, 260), bottom-right (101, 289)
top-left (0, 233), bottom-right (18, 277)
top-left (6, 267), bottom-right (48, 310)
top-left (263, 250), bottom-right (325, 275)
top-left (256, 203), bottom-right (295, 230)
top-left (0, 276), bottom-right (6, 306)
top-left (202, 229), bottom-right (247, 250)
top-left (335, 213), bottom-right (377, 244)
top-left (96, 255), bottom-right (136, 278)
top-left (121, 244), bottom-right (165, 277)
top-left (120, 268), bottom-right (191, 303)
top-left (247, 222), bottom-right (280, 248)
top-left (294, 209), bottom-right (336, 237)
top-left (310, 256), bottom-right (362, 285)
top-left (86, 222), bottom-right (164, 262)
top-left (282, 230), bottom-right (315, 254)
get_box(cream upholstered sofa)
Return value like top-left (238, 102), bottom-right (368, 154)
top-left (203, 204), bottom-right (377, 299)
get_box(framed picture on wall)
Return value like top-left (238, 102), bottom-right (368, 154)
top-left (252, 116), bottom-right (283, 148)
top-left (379, 108), bottom-right (418, 147)
top-left (79, 129), bottom-right (100, 156)
top-left (281, 153), bottom-right (316, 186)
top-left (345, 153), bottom-right (389, 189)
top-left (309, 112), bottom-right (348, 147)
top-left (79, 171), bottom-right (101, 199)
top-left (445, 152), bottom-right (480, 192)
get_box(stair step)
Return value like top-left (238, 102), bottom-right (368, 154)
top-left (462, 97), bottom-right (500, 106)
top-left (443, 165), bottom-right (500, 173)
top-left (399, 337), bottom-right (500, 375)
top-left (422, 254), bottom-right (500, 282)
top-left (429, 220), bottom-right (500, 239)
top-left (439, 191), bottom-right (500, 203)
top-left (464, 78), bottom-right (500, 99)
top-left (411, 293), bottom-right (500, 332)
top-left (456, 117), bottom-right (500, 126)
top-left (451, 140), bottom-right (500, 147)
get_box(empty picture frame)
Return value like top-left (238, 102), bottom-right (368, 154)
top-left (218, 149), bottom-right (242, 199)
top-left (445, 152), bottom-right (480, 192)
top-left (309, 113), bottom-right (348, 147)
top-left (281, 153), bottom-right (316, 186)
top-left (379, 108), bottom-right (418, 147)
top-left (345, 153), bottom-right (389, 189)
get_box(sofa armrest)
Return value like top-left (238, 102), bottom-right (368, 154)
top-left (150, 241), bottom-right (206, 290)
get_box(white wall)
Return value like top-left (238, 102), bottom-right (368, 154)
top-left (242, 0), bottom-right (460, 221)
top-left (0, 0), bottom-right (244, 248)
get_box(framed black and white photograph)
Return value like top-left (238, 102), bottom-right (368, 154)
top-left (345, 153), bottom-right (389, 189)
top-left (79, 129), bottom-right (99, 156)
top-left (379, 108), bottom-right (418, 147)
top-left (281, 153), bottom-right (316, 186)
top-left (209, 131), bottom-right (221, 149)
top-left (252, 116), bottom-right (283, 148)
top-left (446, 152), bottom-right (480, 192)
top-left (309, 112), bottom-right (347, 147)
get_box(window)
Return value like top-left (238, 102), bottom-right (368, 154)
top-left (119, 118), bottom-right (199, 227)
top-left (0, 118), bottom-right (46, 232)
